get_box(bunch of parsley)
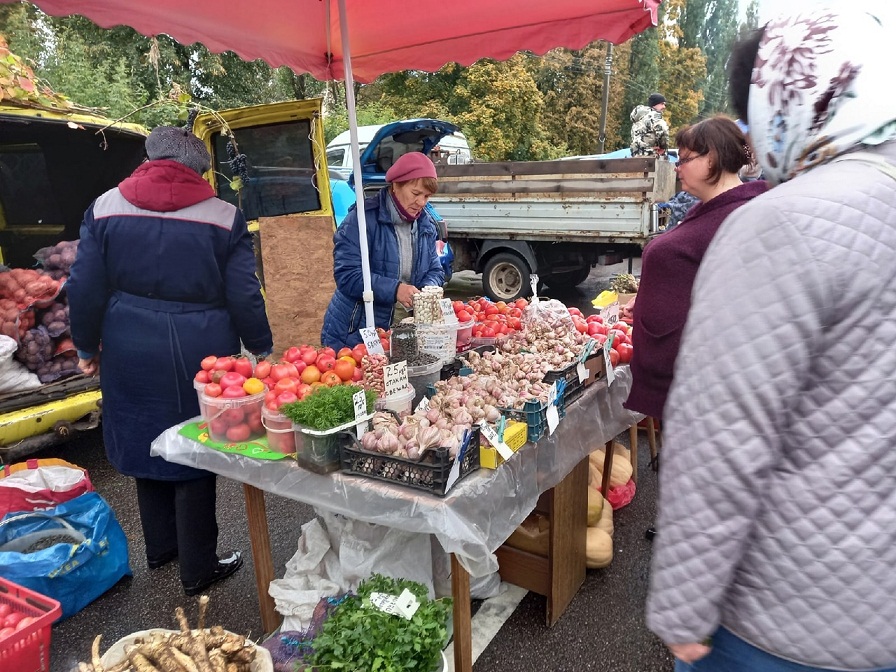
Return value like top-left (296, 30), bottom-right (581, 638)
top-left (309, 573), bottom-right (452, 672)
top-left (279, 385), bottom-right (376, 431)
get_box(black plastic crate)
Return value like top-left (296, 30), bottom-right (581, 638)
top-left (340, 426), bottom-right (481, 496)
top-left (558, 378), bottom-right (585, 418)
top-left (440, 358), bottom-right (462, 381)
top-left (542, 360), bottom-right (580, 387)
top-left (498, 398), bottom-right (547, 443)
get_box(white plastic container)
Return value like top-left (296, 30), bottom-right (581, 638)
top-left (200, 390), bottom-right (266, 443)
top-left (417, 317), bottom-right (459, 366)
top-left (455, 318), bottom-right (475, 353)
top-left (375, 384), bottom-right (415, 418)
top-left (407, 360), bottom-right (442, 407)
top-left (261, 405), bottom-right (296, 454)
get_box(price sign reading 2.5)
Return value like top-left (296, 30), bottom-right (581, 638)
top-left (383, 360), bottom-right (409, 398)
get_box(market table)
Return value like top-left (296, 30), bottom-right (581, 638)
top-left (151, 366), bottom-right (641, 672)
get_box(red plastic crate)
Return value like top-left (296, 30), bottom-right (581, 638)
top-left (0, 577), bottom-right (62, 672)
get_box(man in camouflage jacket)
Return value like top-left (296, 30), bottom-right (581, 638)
top-left (630, 93), bottom-right (670, 157)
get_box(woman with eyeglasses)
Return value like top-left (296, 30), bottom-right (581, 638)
top-left (624, 115), bottom-right (767, 423)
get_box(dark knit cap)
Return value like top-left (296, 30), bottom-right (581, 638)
top-left (145, 126), bottom-right (212, 175)
top-left (647, 93), bottom-right (666, 107)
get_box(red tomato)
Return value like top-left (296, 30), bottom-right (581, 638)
top-left (276, 391), bottom-right (298, 407)
top-left (456, 310), bottom-right (473, 323)
top-left (574, 320), bottom-right (588, 334)
top-left (609, 329), bottom-right (629, 346)
top-left (318, 347), bottom-right (336, 359)
top-left (254, 360), bottom-right (272, 380)
top-left (283, 346), bottom-right (303, 364)
top-left (2, 612), bottom-right (23, 628)
top-left (351, 344), bottom-right (367, 365)
top-left (300, 349), bottom-right (318, 366)
top-left (586, 314), bottom-right (604, 324)
top-left (380, 337), bottom-right (391, 353)
top-left (484, 304), bottom-right (499, 316)
top-left (0, 604), bottom-right (10, 619)
top-left (514, 298), bottom-right (528, 309)
top-left (321, 371), bottom-right (342, 386)
top-left (592, 333), bottom-right (608, 346)
top-left (0, 626), bottom-right (15, 640)
top-left (609, 348), bottom-right (620, 367)
top-left (265, 400), bottom-right (280, 412)
top-left (219, 371), bottom-right (247, 391)
top-left (337, 347), bottom-right (354, 360)
top-left (204, 383), bottom-right (222, 398)
top-left (222, 385), bottom-right (248, 398)
top-left (15, 615), bottom-right (37, 632)
top-left (247, 411), bottom-right (264, 434)
top-left (351, 367), bottom-right (364, 382)
top-left (221, 408), bottom-right (245, 425)
top-left (209, 418), bottom-right (229, 438)
top-left (274, 377), bottom-right (298, 395)
top-left (200, 355), bottom-right (218, 371)
top-left (264, 390), bottom-right (278, 407)
top-left (294, 360), bottom-right (307, 375)
top-left (226, 423), bottom-right (251, 442)
top-left (616, 342), bottom-right (634, 364)
top-left (316, 354), bottom-right (336, 371)
top-left (270, 363), bottom-right (293, 381)
top-left (296, 383), bottom-right (312, 399)
top-left (587, 322), bottom-right (608, 337)
top-left (212, 356), bottom-right (234, 372)
top-left (482, 327), bottom-right (496, 338)
top-left (194, 370), bottom-right (210, 384)
top-left (233, 358), bottom-right (254, 379)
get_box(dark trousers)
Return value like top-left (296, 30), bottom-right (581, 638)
top-left (135, 475), bottom-right (219, 583)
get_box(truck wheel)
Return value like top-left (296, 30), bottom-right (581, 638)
top-left (483, 253), bottom-right (530, 301)
top-left (542, 266), bottom-right (591, 290)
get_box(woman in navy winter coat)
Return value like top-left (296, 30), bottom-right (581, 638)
top-left (321, 152), bottom-right (445, 350)
top-left (67, 126), bottom-right (273, 596)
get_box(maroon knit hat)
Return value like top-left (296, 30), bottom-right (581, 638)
top-left (385, 152), bottom-right (437, 183)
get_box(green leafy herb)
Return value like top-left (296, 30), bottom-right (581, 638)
top-left (279, 385), bottom-right (376, 431)
top-left (310, 573), bottom-right (452, 672)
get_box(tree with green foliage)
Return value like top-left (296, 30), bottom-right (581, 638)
top-left (677, 0), bottom-right (740, 116)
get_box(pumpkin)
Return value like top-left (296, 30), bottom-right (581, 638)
top-left (596, 493), bottom-right (613, 537)
top-left (586, 527), bottom-right (613, 568)
top-left (587, 486), bottom-right (603, 526)
top-left (589, 449), bottom-right (633, 488)
top-left (611, 441), bottom-right (631, 462)
top-left (504, 512), bottom-right (549, 556)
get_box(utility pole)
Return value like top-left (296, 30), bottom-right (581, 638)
top-left (597, 42), bottom-right (614, 154)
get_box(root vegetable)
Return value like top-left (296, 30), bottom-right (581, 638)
top-left (174, 607), bottom-right (213, 672)
top-left (126, 645), bottom-right (162, 672)
top-left (92, 634), bottom-right (105, 672)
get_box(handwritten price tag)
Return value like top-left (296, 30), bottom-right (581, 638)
top-left (546, 382), bottom-right (560, 434)
top-left (415, 396), bottom-right (431, 413)
top-left (383, 360), bottom-right (409, 398)
top-left (353, 390), bottom-right (367, 439)
top-left (439, 298), bottom-right (455, 319)
top-left (600, 302), bottom-right (620, 327)
top-left (370, 589), bottom-right (420, 620)
top-left (603, 333), bottom-right (616, 386)
top-left (359, 327), bottom-right (385, 356)
top-left (479, 421), bottom-right (515, 461)
top-left (577, 361), bottom-right (587, 384)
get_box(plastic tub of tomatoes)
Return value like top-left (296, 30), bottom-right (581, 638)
top-left (0, 577), bottom-right (62, 672)
top-left (201, 391), bottom-right (266, 443)
top-left (261, 405), bottom-right (297, 454)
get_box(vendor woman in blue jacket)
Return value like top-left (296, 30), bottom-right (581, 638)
top-left (67, 126), bottom-right (273, 597)
top-left (321, 151), bottom-right (445, 349)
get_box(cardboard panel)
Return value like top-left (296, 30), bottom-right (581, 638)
top-left (258, 215), bottom-right (335, 355)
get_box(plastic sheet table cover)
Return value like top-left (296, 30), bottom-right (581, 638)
top-left (151, 367), bottom-right (642, 577)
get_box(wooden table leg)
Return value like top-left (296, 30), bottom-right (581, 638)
top-left (647, 417), bottom-right (659, 465)
top-left (450, 554), bottom-right (473, 672)
top-left (600, 439), bottom-right (614, 500)
top-left (546, 457), bottom-right (588, 625)
top-left (242, 483), bottom-right (281, 635)
top-left (628, 424), bottom-right (638, 484)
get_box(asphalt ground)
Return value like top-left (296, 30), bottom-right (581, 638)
top-left (33, 260), bottom-right (675, 672)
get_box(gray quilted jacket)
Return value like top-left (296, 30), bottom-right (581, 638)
top-left (647, 141), bottom-right (896, 671)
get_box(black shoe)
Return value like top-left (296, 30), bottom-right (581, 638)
top-left (645, 526), bottom-right (657, 541)
top-left (147, 549), bottom-right (178, 570)
top-left (182, 551), bottom-right (243, 596)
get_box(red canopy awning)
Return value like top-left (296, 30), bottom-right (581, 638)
top-left (12, 0), bottom-right (660, 82)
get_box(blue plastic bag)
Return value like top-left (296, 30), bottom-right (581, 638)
top-left (0, 491), bottom-right (132, 619)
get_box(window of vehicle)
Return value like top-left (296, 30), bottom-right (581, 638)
top-left (211, 119), bottom-right (321, 220)
top-left (0, 143), bottom-right (64, 228)
top-left (327, 147), bottom-right (345, 168)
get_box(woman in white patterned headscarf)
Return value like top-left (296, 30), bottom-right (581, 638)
top-left (646, 4), bottom-right (896, 671)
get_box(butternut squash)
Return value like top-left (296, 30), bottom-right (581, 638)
top-left (587, 486), bottom-right (603, 526)
top-left (586, 527), bottom-right (613, 568)
top-left (596, 493), bottom-right (614, 537)
top-left (589, 449), bottom-right (633, 488)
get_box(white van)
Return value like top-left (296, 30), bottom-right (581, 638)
top-left (326, 119), bottom-right (473, 179)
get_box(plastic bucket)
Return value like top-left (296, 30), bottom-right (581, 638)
top-left (261, 405), bottom-right (296, 454)
top-left (407, 360), bottom-right (442, 407)
top-left (375, 384), bottom-right (415, 418)
top-left (417, 320), bottom-right (458, 366)
top-left (194, 379), bottom-right (209, 418)
top-left (455, 319), bottom-right (474, 353)
top-left (293, 414), bottom-right (372, 474)
top-left (200, 390), bottom-right (266, 443)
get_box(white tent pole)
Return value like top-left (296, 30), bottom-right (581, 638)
top-left (337, 0), bottom-right (376, 329)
